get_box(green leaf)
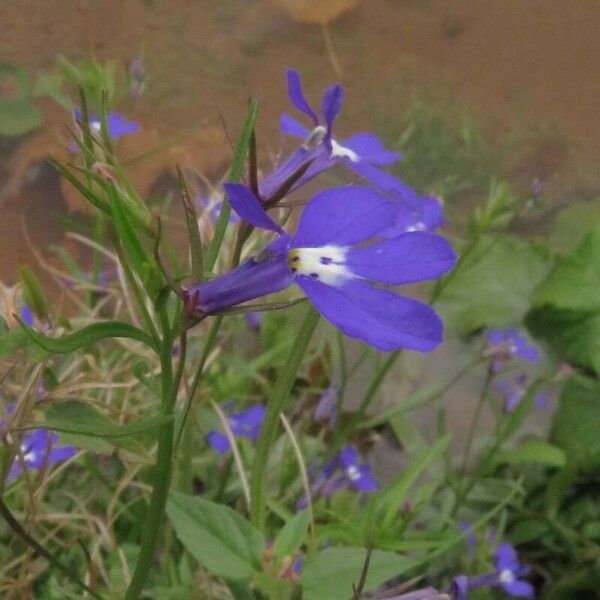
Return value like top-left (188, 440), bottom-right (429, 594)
top-left (533, 229), bottom-right (600, 312)
top-left (548, 198), bottom-right (600, 254)
top-left (206, 98), bottom-right (258, 271)
top-left (526, 307), bottom-right (600, 374)
top-left (0, 327), bottom-right (50, 361)
top-left (272, 510), bottom-right (310, 560)
top-left (496, 439), bottom-right (566, 468)
top-left (18, 319), bottom-right (157, 354)
top-left (0, 62), bottom-right (42, 136)
top-left (436, 234), bottom-right (549, 334)
top-left (378, 436), bottom-right (450, 529)
top-left (19, 265), bottom-right (48, 320)
top-left (302, 547), bottom-right (415, 600)
top-left (167, 491), bottom-right (265, 580)
top-left (550, 375), bottom-right (600, 472)
top-left (509, 519), bottom-right (550, 544)
top-left (30, 400), bottom-right (171, 441)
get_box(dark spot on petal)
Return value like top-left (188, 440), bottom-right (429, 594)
top-left (320, 256), bottom-right (333, 264)
top-left (309, 272), bottom-right (319, 278)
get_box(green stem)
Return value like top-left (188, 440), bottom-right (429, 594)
top-left (124, 310), bottom-right (176, 600)
top-left (250, 306), bottom-right (319, 530)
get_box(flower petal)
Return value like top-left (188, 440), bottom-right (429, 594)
top-left (341, 133), bottom-right (401, 165)
top-left (280, 113), bottom-right (311, 139)
top-left (495, 543), bottom-right (520, 572)
top-left (503, 580), bottom-right (535, 598)
top-left (353, 465), bottom-right (380, 492)
top-left (297, 278), bottom-right (443, 352)
top-left (292, 186), bottom-right (397, 247)
top-left (223, 183), bottom-right (283, 234)
top-left (321, 83), bottom-right (345, 133)
top-left (286, 68), bottom-right (319, 125)
top-left (229, 404), bottom-right (266, 439)
top-left (206, 431), bottom-right (231, 453)
top-left (346, 232), bottom-right (456, 285)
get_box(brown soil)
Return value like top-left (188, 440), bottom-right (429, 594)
top-left (1, 0), bottom-right (599, 288)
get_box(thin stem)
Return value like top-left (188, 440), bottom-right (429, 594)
top-left (250, 306), bottom-right (319, 530)
top-left (0, 498), bottom-right (105, 600)
top-left (124, 308), bottom-right (176, 600)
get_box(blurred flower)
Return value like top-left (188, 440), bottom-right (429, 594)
top-left (244, 311), bottom-right (262, 330)
top-left (468, 543), bottom-right (534, 598)
top-left (495, 374), bottom-right (547, 413)
top-left (484, 328), bottom-right (540, 373)
top-left (458, 521), bottom-right (477, 561)
top-left (186, 184), bottom-right (455, 352)
top-left (19, 304), bottom-right (34, 327)
top-left (196, 189), bottom-right (241, 225)
top-left (70, 109), bottom-right (141, 152)
top-left (128, 58), bottom-right (146, 98)
top-left (313, 386), bottom-right (337, 428)
top-left (206, 404), bottom-right (266, 454)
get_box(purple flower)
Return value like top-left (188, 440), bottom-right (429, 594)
top-left (495, 374), bottom-right (547, 413)
top-left (382, 195), bottom-right (446, 238)
top-left (186, 184), bottom-right (456, 352)
top-left (259, 68), bottom-right (401, 201)
top-left (5, 428), bottom-right (76, 481)
top-left (313, 387), bottom-right (337, 428)
top-left (450, 575), bottom-right (470, 600)
top-left (206, 404), bottom-right (266, 454)
top-left (469, 543), bottom-right (534, 599)
top-left (70, 109), bottom-right (141, 152)
top-left (19, 305), bottom-right (34, 328)
top-left (485, 328), bottom-right (540, 373)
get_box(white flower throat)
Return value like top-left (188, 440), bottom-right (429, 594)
top-left (303, 126), bottom-right (360, 162)
top-left (288, 245), bottom-right (350, 286)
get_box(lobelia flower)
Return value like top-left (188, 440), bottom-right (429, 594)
top-left (469, 543), bottom-right (534, 598)
top-left (296, 446), bottom-right (379, 510)
top-left (484, 328), bottom-right (540, 374)
top-left (495, 374), bottom-right (547, 413)
top-left (70, 109), bottom-right (141, 152)
top-left (185, 184), bottom-right (456, 352)
top-left (206, 404), bottom-right (266, 453)
top-left (2, 425), bottom-right (77, 482)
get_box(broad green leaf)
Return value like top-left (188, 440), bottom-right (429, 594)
top-left (302, 547), bottom-right (414, 600)
top-left (19, 319), bottom-right (157, 354)
top-left (495, 439), bottom-right (566, 468)
top-left (533, 229), bottom-right (600, 312)
top-left (272, 510), bottom-right (310, 560)
top-left (549, 198), bottom-right (600, 254)
top-left (30, 400), bottom-right (171, 440)
top-left (550, 375), bottom-right (600, 472)
top-left (436, 234), bottom-right (549, 334)
top-left (526, 307), bottom-right (600, 374)
top-left (167, 491), bottom-right (265, 580)
top-left (379, 436), bottom-right (450, 529)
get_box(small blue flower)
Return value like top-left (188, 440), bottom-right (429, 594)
top-left (495, 374), bottom-right (547, 413)
top-left (468, 543), bottom-right (534, 599)
top-left (19, 305), bottom-right (34, 328)
top-left (70, 109), bottom-right (141, 152)
top-left (485, 328), bottom-right (540, 373)
top-left (186, 184), bottom-right (456, 352)
top-left (206, 404), bottom-right (266, 454)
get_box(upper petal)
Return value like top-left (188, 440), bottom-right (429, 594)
top-left (321, 83), bottom-right (345, 134)
top-left (346, 232), bottom-right (456, 285)
top-left (341, 133), bottom-right (401, 165)
top-left (292, 186), bottom-right (398, 247)
top-left (224, 183), bottom-right (284, 234)
top-left (286, 68), bottom-right (319, 125)
top-left (297, 278), bottom-right (444, 352)
top-left (280, 113), bottom-right (311, 139)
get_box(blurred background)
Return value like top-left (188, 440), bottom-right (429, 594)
top-left (2, 0), bottom-right (599, 289)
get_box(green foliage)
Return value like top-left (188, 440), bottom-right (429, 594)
top-left (495, 439), bottom-right (567, 468)
top-left (0, 62), bottom-right (42, 136)
top-left (548, 198), bottom-right (600, 254)
top-left (436, 233), bottom-right (549, 334)
top-left (272, 510), bottom-right (310, 561)
top-left (18, 265), bottom-right (48, 321)
top-left (302, 547), bottom-right (415, 600)
top-left (166, 492), bottom-right (265, 581)
top-left (527, 228), bottom-right (600, 374)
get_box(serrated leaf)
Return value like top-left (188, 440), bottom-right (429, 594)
top-left (19, 319), bottom-right (157, 354)
top-left (273, 510), bottom-right (310, 560)
top-left (167, 491), bottom-right (265, 580)
top-left (436, 234), bottom-right (549, 334)
top-left (302, 547), bottom-right (414, 600)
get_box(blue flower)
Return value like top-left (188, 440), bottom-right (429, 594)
top-left (19, 304), bottom-right (34, 328)
top-left (495, 374), bottom-right (547, 413)
top-left (70, 109), bottom-right (141, 152)
top-left (485, 328), bottom-right (540, 373)
top-left (3, 426), bottom-right (76, 482)
top-left (186, 184), bottom-right (456, 352)
top-left (382, 195), bottom-right (446, 238)
top-left (469, 543), bottom-right (534, 599)
top-left (206, 404), bottom-right (266, 454)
